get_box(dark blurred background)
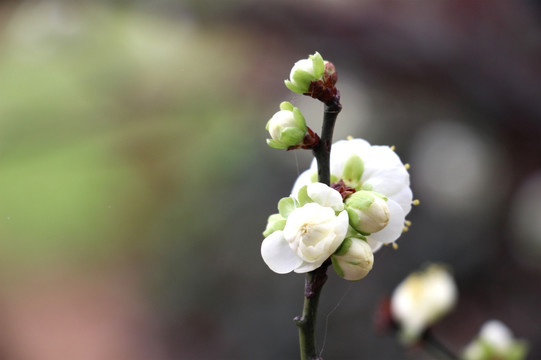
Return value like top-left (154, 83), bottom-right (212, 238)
top-left (0, 1), bottom-right (539, 359)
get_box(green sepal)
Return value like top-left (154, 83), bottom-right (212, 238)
top-left (345, 207), bottom-right (370, 236)
top-left (331, 256), bottom-right (344, 278)
top-left (373, 191), bottom-right (388, 201)
top-left (345, 190), bottom-right (375, 211)
top-left (334, 238), bottom-right (352, 256)
top-left (291, 69), bottom-right (316, 93)
top-left (297, 185), bottom-right (312, 206)
top-left (292, 107), bottom-right (307, 130)
top-left (262, 213), bottom-right (287, 237)
top-left (278, 196), bottom-right (296, 218)
top-left (310, 52), bottom-right (325, 79)
top-left (266, 139), bottom-right (288, 149)
top-left (342, 155), bottom-right (364, 188)
top-left (346, 225), bottom-right (366, 240)
top-left (279, 127), bottom-right (305, 146)
top-left (279, 101), bottom-right (294, 111)
top-left (284, 79), bottom-right (303, 94)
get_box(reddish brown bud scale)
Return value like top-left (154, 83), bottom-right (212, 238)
top-left (330, 179), bottom-right (356, 200)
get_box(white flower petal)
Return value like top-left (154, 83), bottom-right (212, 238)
top-left (389, 185), bottom-right (413, 215)
top-left (261, 231), bottom-right (303, 274)
top-left (329, 139), bottom-right (371, 176)
top-left (366, 236), bottom-right (383, 253)
top-left (368, 199), bottom-right (406, 244)
top-left (294, 261), bottom-right (323, 273)
top-left (307, 182), bottom-right (344, 211)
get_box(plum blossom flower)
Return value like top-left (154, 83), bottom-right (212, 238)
top-left (261, 183), bottom-right (348, 274)
top-left (462, 320), bottom-right (528, 360)
top-left (292, 138), bottom-right (413, 251)
top-left (390, 264), bottom-right (457, 344)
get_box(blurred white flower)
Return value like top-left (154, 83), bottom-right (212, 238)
top-left (292, 138), bottom-right (413, 251)
top-left (463, 320), bottom-right (528, 360)
top-left (390, 264), bottom-right (457, 344)
top-left (261, 183), bottom-right (348, 274)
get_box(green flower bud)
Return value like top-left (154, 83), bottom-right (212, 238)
top-left (266, 102), bottom-right (307, 149)
top-left (284, 52), bottom-right (325, 94)
top-left (331, 237), bottom-right (374, 281)
top-left (345, 190), bottom-right (390, 234)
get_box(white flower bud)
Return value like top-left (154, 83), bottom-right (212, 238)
top-left (463, 320), bottom-right (528, 360)
top-left (331, 237), bottom-right (374, 281)
top-left (284, 52), bottom-right (325, 94)
top-left (266, 101), bottom-right (307, 149)
top-left (391, 264), bottom-right (457, 344)
top-left (345, 190), bottom-right (390, 234)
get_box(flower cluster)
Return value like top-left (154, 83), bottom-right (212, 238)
top-left (292, 138), bottom-right (413, 253)
top-left (262, 52), bottom-right (413, 281)
top-left (262, 139), bottom-right (412, 280)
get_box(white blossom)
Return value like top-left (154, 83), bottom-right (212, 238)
top-left (292, 138), bottom-right (412, 251)
top-left (261, 183), bottom-right (348, 274)
top-left (390, 264), bottom-right (457, 344)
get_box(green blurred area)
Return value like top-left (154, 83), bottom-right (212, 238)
top-left (0, 3), bottom-right (258, 270)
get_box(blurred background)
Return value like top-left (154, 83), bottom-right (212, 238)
top-left (0, 0), bottom-right (539, 359)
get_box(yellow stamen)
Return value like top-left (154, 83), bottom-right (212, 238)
top-left (392, 243), bottom-right (399, 250)
top-left (390, 145), bottom-right (396, 151)
top-left (405, 220), bottom-right (412, 226)
top-left (347, 135), bottom-right (353, 140)
top-left (404, 163), bottom-right (410, 170)
top-left (413, 199), bottom-right (420, 206)
top-left (402, 226), bottom-right (409, 232)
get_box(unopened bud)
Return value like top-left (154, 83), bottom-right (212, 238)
top-left (332, 237), bottom-right (374, 281)
top-left (345, 191), bottom-right (390, 234)
top-left (266, 101), bottom-right (307, 149)
top-left (284, 52), bottom-right (325, 94)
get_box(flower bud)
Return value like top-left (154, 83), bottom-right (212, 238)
top-left (345, 191), bottom-right (390, 234)
top-left (463, 320), bottom-right (528, 360)
top-left (331, 237), bottom-right (374, 281)
top-left (266, 101), bottom-right (307, 149)
top-left (284, 52), bottom-right (325, 94)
